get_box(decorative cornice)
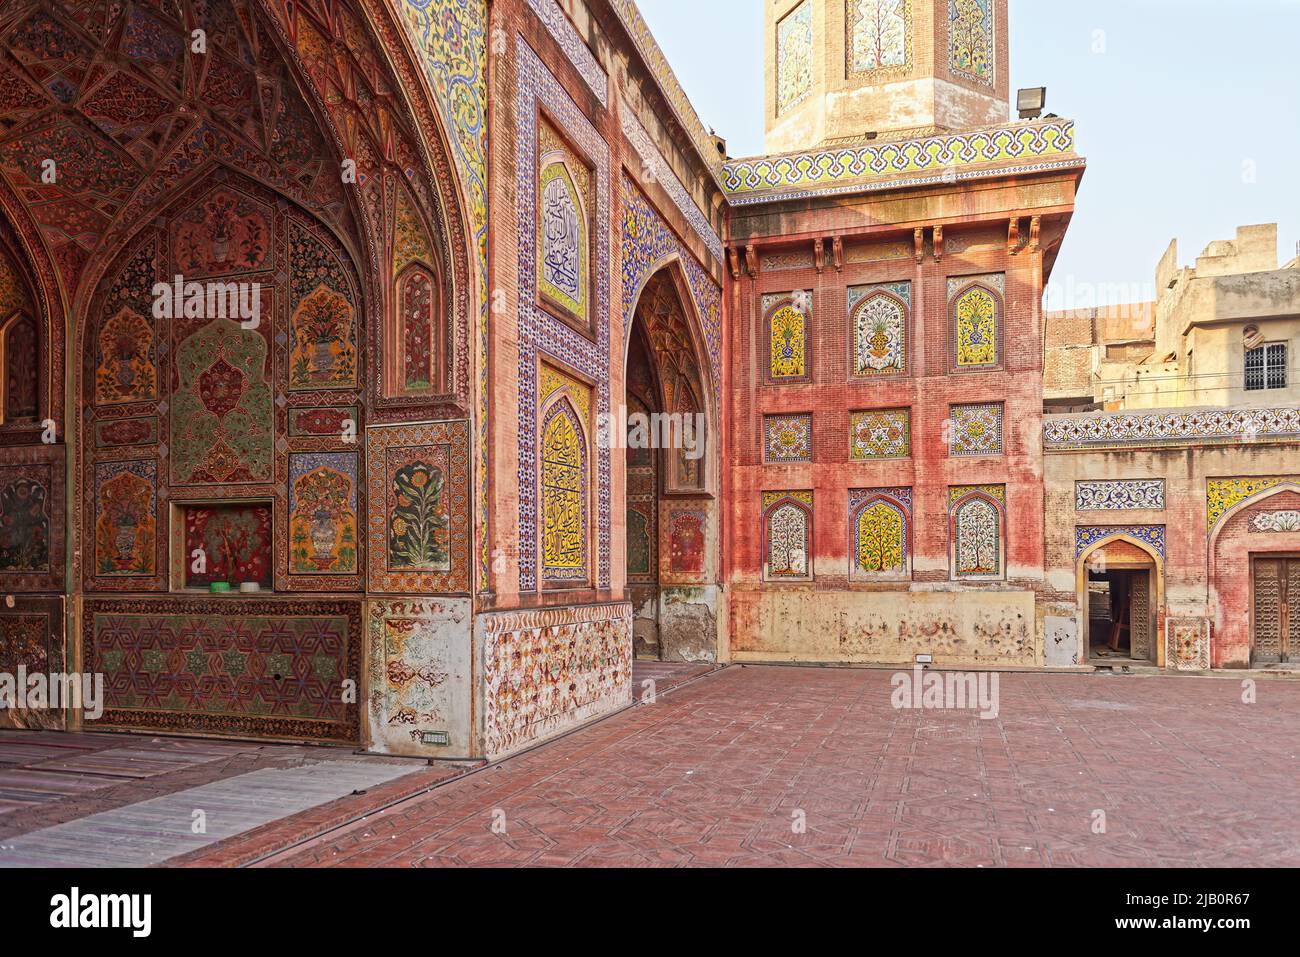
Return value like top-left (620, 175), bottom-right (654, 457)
top-left (527, 0), bottom-right (608, 106)
top-left (606, 0), bottom-right (722, 188)
top-left (721, 120), bottom-right (1079, 205)
top-left (620, 108), bottom-right (723, 263)
top-left (1045, 407), bottom-right (1300, 451)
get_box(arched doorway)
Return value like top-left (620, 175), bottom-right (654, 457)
top-left (623, 265), bottom-right (717, 662)
top-left (626, 325), bottom-right (661, 657)
top-left (1208, 482), bottom-right (1300, 667)
top-left (1078, 535), bottom-right (1164, 665)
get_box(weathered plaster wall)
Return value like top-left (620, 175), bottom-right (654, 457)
top-left (366, 598), bottom-right (473, 757)
top-left (731, 587), bottom-right (1035, 665)
top-left (726, 170), bottom-right (1075, 667)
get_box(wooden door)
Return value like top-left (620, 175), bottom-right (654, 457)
top-left (1130, 570), bottom-right (1151, 661)
top-left (1253, 558), bottom-right (1300, 663)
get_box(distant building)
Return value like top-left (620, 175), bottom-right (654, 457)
top-left (1045, 224), bottom-right (1300, 668)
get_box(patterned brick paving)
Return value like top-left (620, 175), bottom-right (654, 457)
top-left (220, 666), bottom-right (1300, 868)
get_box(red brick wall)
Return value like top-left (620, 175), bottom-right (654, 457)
top-left (728, 234), bottom-right (1047, 588)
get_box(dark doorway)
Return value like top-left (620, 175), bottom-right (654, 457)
top-left (1087, 566), bottom-right (1154, 663)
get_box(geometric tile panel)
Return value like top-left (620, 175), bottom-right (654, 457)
top-left (764, 413), bottom-right (812, 463)
top-left (950, 403), bottom-right (1003, 456)
top-left (84, 597), bottom-right (361, 742)
top-left (850, 409), bottom-right (910, 460)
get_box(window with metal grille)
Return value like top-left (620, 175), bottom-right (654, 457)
top-left (1245, 342), bottom-right (1288, 391)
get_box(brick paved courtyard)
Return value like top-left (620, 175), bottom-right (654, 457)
top-left (4, 665), bottom-right (1299, 867)
top-left (227, 665), bottom-right (1300, 867)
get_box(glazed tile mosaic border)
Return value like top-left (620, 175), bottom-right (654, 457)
top-left (1207, 476), bottom-right (1299, 532)
top-left (1075, 479), bottom-right (1166, 511)
top-left (516, 37), bottom-right (611, 591)
top-left (721, 120), bottom-right (1077, 203)
top-left (1045, 407), bottom-right (1300, 451)
top-left (1074, 525), bottom-right (1166, 559)
top-left (620, 174), bottom-right (722, 410)
top-left (620, 108), bottom-right (723, 262)
top-left (526, 0), bottom-right (608, 106)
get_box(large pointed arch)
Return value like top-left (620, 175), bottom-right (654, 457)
top-left (1076, 529), bottom-right (1167, 667)
top-left (623, 260), bottom-right (718, 496)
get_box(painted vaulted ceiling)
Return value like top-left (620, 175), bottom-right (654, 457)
top-left (0, 0), bottom-right (448, 308)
